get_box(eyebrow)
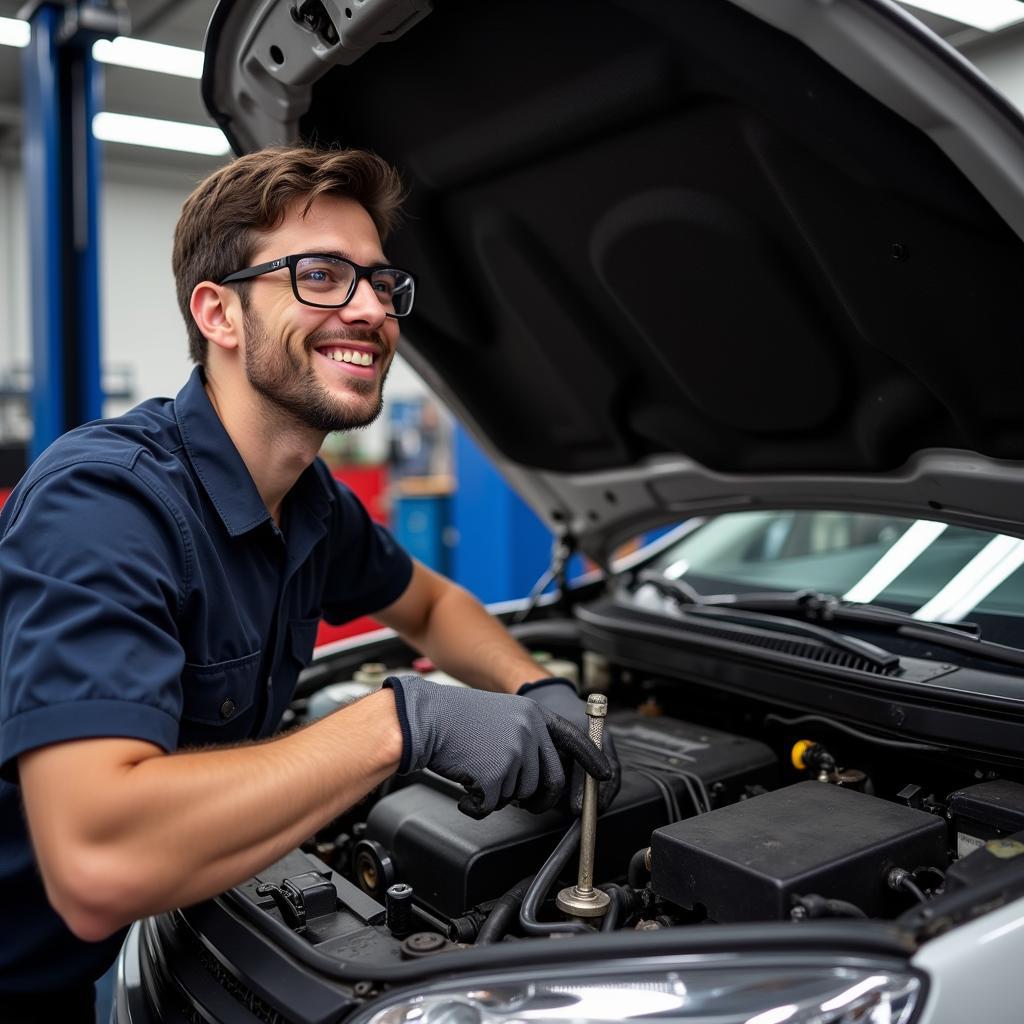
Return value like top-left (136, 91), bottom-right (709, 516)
top-left (310, 248), bottom-right (391, 268)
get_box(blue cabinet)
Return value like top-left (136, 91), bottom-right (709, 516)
top-left (450, 426), bottom-right (552, 604)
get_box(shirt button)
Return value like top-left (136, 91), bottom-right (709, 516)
top-left (220, 698), bottom-right (236, 720)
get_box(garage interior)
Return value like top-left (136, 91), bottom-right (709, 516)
top-left (3, 2), bottom-right (1024, 1021)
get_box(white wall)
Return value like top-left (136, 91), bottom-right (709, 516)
top-left (0, 163), bottom-right (199, 417)
top-left (100, 168), bottom-right (196, 413)
top-left (0, 164), bottom-right (28, 376)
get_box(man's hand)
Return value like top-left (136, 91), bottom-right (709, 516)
top-left (519, 678), bottom-right (621, 815)
top-left (383, 674), bottom-right (612, 819)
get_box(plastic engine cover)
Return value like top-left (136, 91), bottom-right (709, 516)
top-left (365, 711), bottom-right (777, 918)
top-left (651, 781), bottom-right (948, 921)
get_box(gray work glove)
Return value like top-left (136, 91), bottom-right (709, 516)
top-left (383, 674), bottom-right (612, 820)
top-left (518, 677), bottom-right (621, 816)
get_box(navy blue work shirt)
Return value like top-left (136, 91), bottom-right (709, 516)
top-left (0, 366), bottom-right (413, 993)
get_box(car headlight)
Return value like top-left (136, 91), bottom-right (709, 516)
top-left (358, 963), bottom-right (921, 1024)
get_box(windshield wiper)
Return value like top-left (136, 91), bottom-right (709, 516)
top-left (632, 573), bottom-right (900, 671)
top-left (697, 589), bottom-right (1024, 671)
top-left (700, 589), bottom-right (977, 633)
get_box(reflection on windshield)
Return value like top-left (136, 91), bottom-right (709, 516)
top-left (914, 535), bottom-right (1024, 622)
top-left (652, 511), bottom-right (1024, 623)
top-left (843, 520), bottom-right (947, 604)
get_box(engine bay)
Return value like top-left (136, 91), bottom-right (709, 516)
top-left (231, 634), bottom-right (1024, 967)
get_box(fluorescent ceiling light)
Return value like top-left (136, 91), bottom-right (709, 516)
top-left (900, 0), bottom-right (1024, 32)
top-left (0, 22), bottom-right (205, 80)
top-left (913, 534), bottom-right (1024, 622)
top-left (93, 36), bottom-right (204, 79)
top-left (843, 520), bottom-right (948, 604)
top-left (92, 112), bottom-right (230, 156)
top-left (0, 16), bottom-right (30, 47)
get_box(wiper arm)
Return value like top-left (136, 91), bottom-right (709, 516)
top-left (706, 590), bottom-right (1024, 671)
top-left (632, 573), bottom-right (899, 670)
top-left (705, 589), bottom-right (978, 635)
top-left (680, 604), bottom-right (901, 670)
top-left (634, 570), bottom-right (703, 606)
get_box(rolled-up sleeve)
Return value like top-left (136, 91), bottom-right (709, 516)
top-left (0, 459), bottom-right (188, 781)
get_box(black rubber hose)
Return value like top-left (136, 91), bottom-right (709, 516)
top-left (764, 713), bottom-right (945, 752)
top-left (629, 766), bottom-right (679, 823)
top-left (475, 875), bottom-right (536, 945)
top-left (627, 847), bottom-right (651, 889)
top-left (822, 898), bottom-right (867, 918)
top-left (899, 877), bottom-right (929, 905)
top-left (519, 821), bottom-right (592, 936)
top-left (600, 885), bottom-right (623, 932)
top-left (795, 893), bottom-right (867, 919)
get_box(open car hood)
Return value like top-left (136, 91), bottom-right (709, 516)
top-left (203, 0), bottom-right (1024, 564)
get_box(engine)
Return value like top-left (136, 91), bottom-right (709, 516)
top-left (358, 711), bottom-right (777, 920)
top-left (235, 653), bottom-right (1024, 964)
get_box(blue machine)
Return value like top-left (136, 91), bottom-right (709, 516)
top-left (394, 490), bottom-right (452, 575)
top-left (451, 424), bottom-right (556, 605)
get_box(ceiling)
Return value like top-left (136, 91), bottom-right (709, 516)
top-left (0, 0), bottom-right (224, 181)
top-left (0, 0), bottom-right (1021, 184)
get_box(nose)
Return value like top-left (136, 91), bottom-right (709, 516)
top-left (340, 276), bottom-right (388, 330)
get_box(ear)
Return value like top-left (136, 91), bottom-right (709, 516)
top-left (190, 282), bottom-right (242, 354)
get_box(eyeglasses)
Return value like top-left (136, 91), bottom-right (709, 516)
top-left (219, 253), bottom-right (416, 318)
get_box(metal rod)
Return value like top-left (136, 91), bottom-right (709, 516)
top-left (555, 692), bottom-right (610, 919)
top-left (576, 693), bottom-right (607, 894)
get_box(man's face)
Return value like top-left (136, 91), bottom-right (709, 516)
top-left (239, 194), bottom-right (402, 433)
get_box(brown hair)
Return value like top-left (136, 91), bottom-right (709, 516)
top-left (172, 146), bottom-right (405, 364)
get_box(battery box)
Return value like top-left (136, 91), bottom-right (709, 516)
top-left (651, 781), bottom-right (948, 921)
top-left (949, 780), bottom-right (1024, 861)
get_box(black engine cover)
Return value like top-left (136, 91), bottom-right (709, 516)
top-left (364, 711), bottom-right (777, 918)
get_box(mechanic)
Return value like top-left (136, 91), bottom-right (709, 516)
top-left (0, 146), bottom-right (618, 1021)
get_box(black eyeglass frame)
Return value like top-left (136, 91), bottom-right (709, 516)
top-left (218, 252), bottom-right (417, 318)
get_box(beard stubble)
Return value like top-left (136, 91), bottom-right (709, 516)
top-left (242, 306), bottom-right (389, 433)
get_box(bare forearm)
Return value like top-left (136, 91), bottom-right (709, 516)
top-left (21, 689), bottom-right (402, 940)
top-left (400, 583), bottom-right (544, 694)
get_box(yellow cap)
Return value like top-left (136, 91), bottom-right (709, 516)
top-left (791, 739), bottom-right (816, 771)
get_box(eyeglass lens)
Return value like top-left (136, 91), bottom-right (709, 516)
top-left (295, 256), bottom-right (414, 316)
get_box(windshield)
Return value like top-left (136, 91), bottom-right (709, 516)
top-left (646, 511), bottom-right (1024, 627)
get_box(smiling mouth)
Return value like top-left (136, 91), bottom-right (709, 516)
top-left (316, 345), bottom-right (377, 367)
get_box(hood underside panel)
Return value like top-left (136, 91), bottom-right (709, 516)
top-left (293, 0), bottom-right (1024, 476)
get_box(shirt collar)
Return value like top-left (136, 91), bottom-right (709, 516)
top-left (173, 366), bottom-right (333, 539)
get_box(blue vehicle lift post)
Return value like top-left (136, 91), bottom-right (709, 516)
top-left (19, 0), bottom-right (127, 460)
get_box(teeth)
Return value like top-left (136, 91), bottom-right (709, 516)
top-left (324, 348), bottom-right (374, 366)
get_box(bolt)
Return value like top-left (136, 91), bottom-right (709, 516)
top-left (399, 931), bottom-right (449, 958)
top-left (577, 695), bottom-right (608, 895)
top-left (386, 882), bottom-right (414, 939)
